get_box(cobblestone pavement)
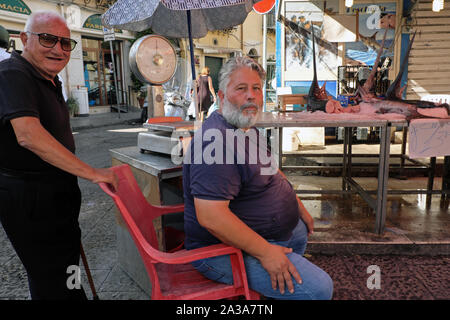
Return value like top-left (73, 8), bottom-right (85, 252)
top-left (1, 119), bottom-right (449, 300)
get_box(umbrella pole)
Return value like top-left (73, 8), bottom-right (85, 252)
top-left (187, 10), bottom-right (200, 120)
top-left (187, 10), bottom-right (196, 81)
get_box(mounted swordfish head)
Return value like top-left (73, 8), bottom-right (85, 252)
top-left (307, 23), bottom-right (329, 112)
top-left (356, 29), bottom-right (388, 102)
top-left (385, 31), bottom-right (417, 100)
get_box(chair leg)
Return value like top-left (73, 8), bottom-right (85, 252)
top-left (249, 291), bottom-right (261, 300)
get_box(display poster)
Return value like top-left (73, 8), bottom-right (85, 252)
top-left (345, 2), bottom-right (397, 66)
top-left (408, 119), bottom-right (450, 159)
top-left (284, 0), bottom-right (340, 80)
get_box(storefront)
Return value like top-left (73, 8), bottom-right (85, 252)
top-left (0, 0), bottom-right (31, 51)
top-left (81, 14), bottom-right (126, 106)
top-left (0, 0), bottom-right (135, 109)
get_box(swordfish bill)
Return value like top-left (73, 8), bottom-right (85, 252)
top-left (307, 24), bottom-right (329, 112)
top-left (384, 31), bottom-right (447, 110)
top-left (385, 31), bottom-right (416, 100)
top-left (357, 29), bottom-right (388, 101)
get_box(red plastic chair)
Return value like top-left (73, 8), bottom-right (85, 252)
top-left (99, 164), bottom-right (260, 300)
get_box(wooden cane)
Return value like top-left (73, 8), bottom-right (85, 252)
top-left (80, 243), bottom-right (100, 300)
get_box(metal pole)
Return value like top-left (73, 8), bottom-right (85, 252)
top-left (426, 157), bottom-right (436, 209)
top-left (186, 10), bottom-right (199, 119)
top-left (375, 122), bottom-right (391, 235)
top-left (109, 40), bottom-right (121, 118)
top-left (262, 13), bottom-right (267, 111)
top-left (187, 11), bottom-right (196, 81)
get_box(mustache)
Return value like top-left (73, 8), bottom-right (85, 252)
top-left (239, 102), bottom-right (259, 112)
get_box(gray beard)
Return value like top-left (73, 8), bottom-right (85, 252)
top-left (221, 97), bottom-right (260, 129)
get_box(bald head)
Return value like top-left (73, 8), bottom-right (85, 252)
top-left (24, 11), bottom-right (68, 33)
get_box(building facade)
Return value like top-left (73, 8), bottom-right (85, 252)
top-left (193, 9), bottom-right (277, 104)
top-left (0, 0), bottom-right (135, 110)
top-left (1, 1), bottom-right (277, 111)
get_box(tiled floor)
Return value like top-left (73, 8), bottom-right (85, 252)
top-left (308, 254), bottom-right (450, 300)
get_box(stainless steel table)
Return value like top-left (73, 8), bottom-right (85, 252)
top-left (255, 112), bottom-right (393, 234)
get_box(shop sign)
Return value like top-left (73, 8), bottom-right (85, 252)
top-left (0, 0), bottom-right (31, 15)
top-left (83, 14), bottom-right (122, 33)
top-left (253, 0), bottom-right (275, 14)
top-left (103, 27), bottom-right (115, 41)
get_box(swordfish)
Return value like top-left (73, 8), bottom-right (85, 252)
top-left (299, 23), bottom-right (450, 119)
top-left (354, 30), bottom-right (450, 119)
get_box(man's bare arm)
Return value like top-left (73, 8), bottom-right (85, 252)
top-left (10, 116), bottom-right (118, 189)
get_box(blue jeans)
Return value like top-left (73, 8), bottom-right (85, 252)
top-left (191, 219), bottom-right (333, 300)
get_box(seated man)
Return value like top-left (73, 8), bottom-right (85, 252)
top-left (182, 56), bottom-right (333, 300)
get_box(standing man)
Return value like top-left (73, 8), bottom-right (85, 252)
top-left (183, 56), bottom-right (333, 300)
top-left (0, 11), bottom-right (117, 300)
top-left (0, 25), bottom-right (10, 61)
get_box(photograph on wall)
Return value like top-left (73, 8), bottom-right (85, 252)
top-left (283, 0), bottom-right (339, 80)
top-left (345, 2), bottom-right (397, 66)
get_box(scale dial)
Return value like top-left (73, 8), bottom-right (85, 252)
top-left (132, 35), bottom-right (177, 85)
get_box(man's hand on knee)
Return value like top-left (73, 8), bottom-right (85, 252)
top-left (257, 244), bottom-right (302, 294)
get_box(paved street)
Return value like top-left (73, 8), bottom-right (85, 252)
top-left (1, 120), bottom-right (449, 300)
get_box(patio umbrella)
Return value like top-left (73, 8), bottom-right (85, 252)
top-left (102, 0), bottom-right (262, 81)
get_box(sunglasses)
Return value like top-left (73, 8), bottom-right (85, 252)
top-left (27, 32), bottom-right (77, 52)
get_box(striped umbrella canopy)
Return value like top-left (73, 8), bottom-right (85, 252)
top-left (102, 0), bottom-right (261, 39)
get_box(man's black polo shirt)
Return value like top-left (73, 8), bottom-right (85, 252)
top-left (0, 51), bottom-right (75, 172)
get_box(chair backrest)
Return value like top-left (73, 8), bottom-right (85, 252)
top-left (106, 165), bottom-right (161, 249)
top-left (101, 165), bottom-right (259, 300)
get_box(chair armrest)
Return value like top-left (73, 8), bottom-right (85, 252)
top-left (153, 203), bottom-right (185, 217)
top-left (149, 243), bottom-right (243, 265)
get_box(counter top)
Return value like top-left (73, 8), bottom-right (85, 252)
top-left (255, 111), bottom-right (405, 128)
top-left (110, 146), bottom-right (182, 179)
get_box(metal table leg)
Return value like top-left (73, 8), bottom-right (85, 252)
top-left (342, 127), bottom-right (351, 191)
top-left (442, 156), bottom-right (450, 201)
top-left (426, 157), bottom-right (436, 209)
top-left (342, 128), bottom-right (347, 190)
top-left (348, 127), bottom-right (353, 187)
top-left (400, 127), bottom-right (408, 171)
top-left (375, 123), bottom-right (391, 235)
top-left (278, 127), bottom-right (283, 170)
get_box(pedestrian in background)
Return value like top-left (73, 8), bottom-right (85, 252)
top-left (196, 66), bottom-right (216, 120)
top-left (0, 11), bottom-right (118, 300)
